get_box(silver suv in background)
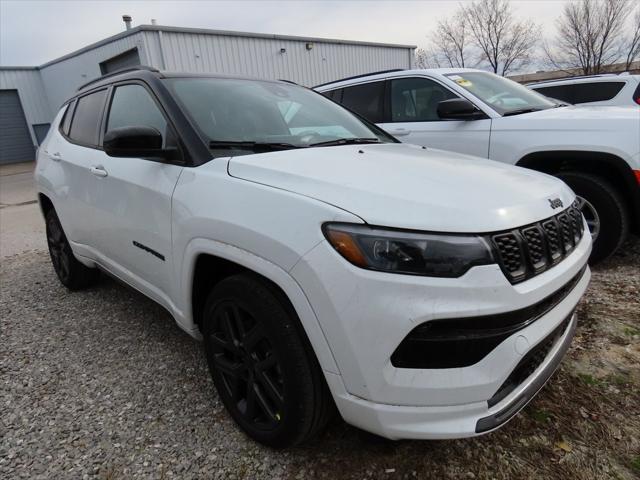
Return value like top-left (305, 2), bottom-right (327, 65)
top-left (527, 74), bottom-right (640, 107)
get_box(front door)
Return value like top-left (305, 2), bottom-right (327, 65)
top-left (88, 83), bottom-right (183, 301)
top-left (378, 77), bottom-right (492, 158)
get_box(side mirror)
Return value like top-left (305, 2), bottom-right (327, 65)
top-left (103, 126), bottom-right (178, 160)
top-left (437, 98), bottom-right (486, 120)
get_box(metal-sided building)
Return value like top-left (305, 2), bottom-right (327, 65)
top-left (0, 23), bottom-right (415, 164)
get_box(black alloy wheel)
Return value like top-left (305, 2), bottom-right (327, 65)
top-left (47, 211), bottom-right (72, 283)
top-left (208, 300), bottom-right (285, 430)
top-left (45, 209), bottom-right (99, 290)
top-left (202, 274), bottom-right (334, 447)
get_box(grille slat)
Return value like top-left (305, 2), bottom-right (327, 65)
top-left (492, 201), bottom-right (585, 284)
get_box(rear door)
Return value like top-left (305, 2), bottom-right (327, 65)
top-left (88, 82), bottom-right (183, 301)
top-left (55, 89), bottom-right (109, 246)
top-left (378, 76), bottom-right (492, 157)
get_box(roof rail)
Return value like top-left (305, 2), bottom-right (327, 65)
top-left (314, 68), bottom-right (405, 89)
top-left (76, 65), bottom-right (160, 92)
top-left (278, 79), bottom-right (300, 86)
top-left (526, 73), bottom-right (619, 86)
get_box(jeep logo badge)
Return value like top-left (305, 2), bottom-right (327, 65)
top-left (548, 198), bottom-right (563, 209)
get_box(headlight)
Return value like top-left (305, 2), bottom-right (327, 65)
top-left (323, 223), bottom-right (494, 277)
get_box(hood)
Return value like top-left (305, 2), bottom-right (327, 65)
top-left (494, 105), bottom-right (640, 130)
top-left (227, 143), bottom-right (575, 233)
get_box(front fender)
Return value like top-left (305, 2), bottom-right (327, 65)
top-left (179, 237), bottom-right (340, 375)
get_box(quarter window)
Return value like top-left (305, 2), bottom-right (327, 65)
top-left (107, 84), bottom-right (171, 146)
top-left (534, 82), bottom-right (625, 104)
top-left (60, 100), bottom-right (75, 136)
top-left (572, 82), bottom-right (625, 103)
top-left (340, 81), bottom-right (385, 123)
top-left (68, 90), bottom-right (107, 146)
top-left (390, 78), bottom-right (459, 122)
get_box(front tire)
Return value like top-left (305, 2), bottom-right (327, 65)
top-left (556, 172), bottom-right (629, 264)
top-left (45, 209), bottom-right (99, 290)
top-left (202, 274), bottom-right (333, 448)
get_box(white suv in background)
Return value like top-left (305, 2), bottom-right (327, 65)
top-left (36, 67), bottom-right (591, 447)
top-left (316, 68), bottom-right (640, 263)
top-left (528, 74), bottom-right (640, 107)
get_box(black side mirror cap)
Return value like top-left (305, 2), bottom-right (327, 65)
top-left (104, 126), bottom-right (178, 160)
top-left (437, 98), bottom-right (486, 120)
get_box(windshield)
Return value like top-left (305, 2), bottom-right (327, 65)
top-left (444, 72), bottom-right (557, 115)
top-left (165, 77), bottom-right (392, 155)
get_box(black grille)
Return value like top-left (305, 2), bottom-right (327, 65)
top-left (491, 201), bottom-right (585, 284)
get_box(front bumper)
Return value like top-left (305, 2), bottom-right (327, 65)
top-left (324, 310), bottom-right (577, 439)
top-left (291, 222), bottom-right (591, 439)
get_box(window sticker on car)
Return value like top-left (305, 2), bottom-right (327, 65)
top-left (455, 78), bottom-right (473, 87)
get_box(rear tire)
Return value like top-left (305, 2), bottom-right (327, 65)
top-left (556, 172), bottom-right (629, 264)
top-left (202, 273), bottom-right (333, 448)
top-left (45, 209), bottom-right (99, 290)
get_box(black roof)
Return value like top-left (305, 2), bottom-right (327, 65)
top-left (75, 65), bottom-right (299, 96)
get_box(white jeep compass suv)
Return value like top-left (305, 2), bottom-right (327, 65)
top-left (35, 67), bottom-right (591, 448)
top-left (316, 68), bottom-right (640, 263)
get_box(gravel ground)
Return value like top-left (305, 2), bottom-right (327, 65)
top-left (1, 239), bottom-right (639, 479)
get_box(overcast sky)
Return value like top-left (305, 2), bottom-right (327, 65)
top-left (1, 0), bottom-right (566, 67)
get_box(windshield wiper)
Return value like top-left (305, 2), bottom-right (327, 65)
top-left (309, 137), bottom-right (381, 147)
top-left (209, 140), bottom-right (301, 151)
top-left (502, 108), bottom-right (544, 117)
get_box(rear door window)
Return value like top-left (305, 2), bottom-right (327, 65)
top-left (340, 81), bottom-right (385, 123)
top-left (68, 89), bottom-right (108, 147)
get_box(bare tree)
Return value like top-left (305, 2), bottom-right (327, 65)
top-left (546, 0), bottom-right (630, 75)
top-left (463, 0), bottom-right (540, 75)
top-left (430, 13), bottom-right (472, 68)
top-left (624, 8), bottom-right (640, 70)
top-left (414, 47), bottom-right (443, 69)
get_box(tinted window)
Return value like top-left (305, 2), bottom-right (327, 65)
top-left (340, 82), bottom-right (385, 123)
top-left (107, 84), bottom-right (171, 146)
top-left (391, 77), bottom-right (459, 122)
top-left (532, 85), bottom-right (576, 104)
top-left (68, 90), bottom-right (107, 146)
top-left (572, 82), bottom-right (625, 103)
top-left (534, 82), bottom-right (625, 104)
top-left (60, 101), bottom-right (75, 136)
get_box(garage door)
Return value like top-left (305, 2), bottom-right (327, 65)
top-left (0, 90), bottom-right (35, 164)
